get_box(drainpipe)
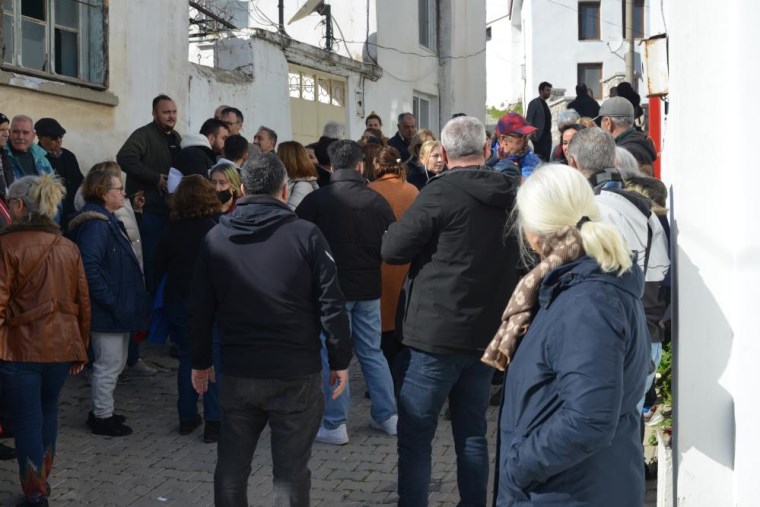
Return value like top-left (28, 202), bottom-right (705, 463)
top-left (649, 96), bottom-right (662, 179)
top-left (625, 0), bottom-right (635, 84)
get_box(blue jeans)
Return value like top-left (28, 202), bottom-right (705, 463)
top-left (167, 300), bottom-right (221, 423)
top-left (0, 361), bottom-right (70, 501)
top-left (397, 349), bottom-right (494, 507)
top-left (215, 372), bottom-right (323, 507)
top-left (320, 299), bottom-right (396, 429)
top-left (638, 342), bottom-right (664, 413)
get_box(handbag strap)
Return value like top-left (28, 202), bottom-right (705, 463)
top-left (13, 235), bottom-right (62, 295)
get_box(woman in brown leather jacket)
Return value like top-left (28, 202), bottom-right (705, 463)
top-left (0, 174), bottom-right (90, 507)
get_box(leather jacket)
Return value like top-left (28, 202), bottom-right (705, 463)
top-left (0, 214), bottom-right (90, 362)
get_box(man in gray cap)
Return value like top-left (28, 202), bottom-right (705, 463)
top-left (35, 117), bottom-right (83, 229)
top-left (597, 96), bottom-right (657, 173)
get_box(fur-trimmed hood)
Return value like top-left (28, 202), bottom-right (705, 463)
top-left (68, 209), bottom-right (110, 232)
top-left (0, 212), bottom-right (60, 236)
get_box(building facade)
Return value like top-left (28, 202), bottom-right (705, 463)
top-left (188, 0), bottom-right (487, 142)
top-left (487, 0), bottom-right (663, 110)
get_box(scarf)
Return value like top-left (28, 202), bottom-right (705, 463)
top-left (481, 224), bottom-right (587, 371)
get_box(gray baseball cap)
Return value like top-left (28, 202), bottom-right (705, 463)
top-left (595, 97), bottom-right (634, 121)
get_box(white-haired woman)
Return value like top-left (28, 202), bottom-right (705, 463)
top-left (483, 164), bottom-right (649, 506)
top-left (0, 175), bottom-right (90, 507)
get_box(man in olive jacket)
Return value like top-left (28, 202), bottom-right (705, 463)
top-left (116, 94), bottom-right (181, 294)
top-left (382, 116), bottom-right (521, 506)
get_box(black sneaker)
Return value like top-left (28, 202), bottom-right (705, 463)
top-left (203, 421), bottom-right (220, 443)
top-left (0, 442), bottom-right (16, 460)
top-left (86, 411), bottom-right (126, 428)
top-left (90, 416), bottom-right (133, 437)
top-left (179, 415), bottom-right (202, 435)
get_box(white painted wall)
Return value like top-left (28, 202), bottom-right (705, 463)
top-left (200, 0), bottom-right (486, 139)
top-left (0, 0), bottom-right (190, 171)
top-left (663, 1), bottom-right (760, 505)
top-left (489, 0), bottom-right (664, 109)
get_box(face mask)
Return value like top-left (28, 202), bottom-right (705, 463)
top-left (217, 189), bottom-right (232, 203)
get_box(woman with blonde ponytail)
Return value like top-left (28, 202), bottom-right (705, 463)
top-left (483, 164), bottom-right (650, 506)
top-left (0, 174), bottom-right (90, 507)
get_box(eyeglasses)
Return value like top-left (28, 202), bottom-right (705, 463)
top-left (109, 186), bottom-right (125, 193)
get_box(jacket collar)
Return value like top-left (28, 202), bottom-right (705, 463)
top-left (0, 213), bottom-right (60, 236)
top-left (329, 168), bottom-right (366, 184)
top-left (587, 168), bottom-right (624, 193)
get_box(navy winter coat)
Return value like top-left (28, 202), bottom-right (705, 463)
top-left (69, 202), bottom-right (148, 333)
top-left (497, 256), bottom-right (649, 506)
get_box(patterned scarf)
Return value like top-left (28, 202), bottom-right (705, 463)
top-left (481, 224), bottom-right (587, 371)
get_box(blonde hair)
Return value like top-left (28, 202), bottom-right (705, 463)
top-left (7, 174), bottom-right (66, 220)
top-left (419, 140), bottom-right (442, 167)
top-left (515, 164), bottom-right (632, 275)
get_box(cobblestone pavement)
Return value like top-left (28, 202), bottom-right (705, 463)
top-left (0, 344), bottom-right (657, 506)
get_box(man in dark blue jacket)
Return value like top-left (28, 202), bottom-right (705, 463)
top-left (297, 140), bottom-right (398, 445)
top-left (190, 153), bottom-right (351, 507)
top-left (382, 116), bottom-right (521, 506)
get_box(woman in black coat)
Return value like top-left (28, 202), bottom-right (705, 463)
top-left (155, 176), bottom-right (221, 442)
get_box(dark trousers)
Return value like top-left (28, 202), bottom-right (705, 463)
top-left (0, 361), bottom-right (70, 501)
top-left (167, 300), bottom-right (221, 423)
top-left (129, 211), bottom-right (168, 366)
top-left (214, 372), bottom-right (323, 507)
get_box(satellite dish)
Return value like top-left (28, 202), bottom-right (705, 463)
top-left (606, 33), bottom-right (624, 52)
top-left (289, 0), bottom-right (325, 25)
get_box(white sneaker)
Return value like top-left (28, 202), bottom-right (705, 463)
top-left (370, 415), bottom-right (398, 436)
top-left (315, 424), bottom-right (349, 445)
top-left (127, 359), bottom-right (157, 377)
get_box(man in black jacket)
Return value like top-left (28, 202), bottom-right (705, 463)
top-left (190, 153), bottom-right (351, 507)
top-left (173, 118), bottom-right (229, 177)
top-left (296, 140), bottom-right (398, 445)
top-left (382, 116), bottom-right (521, 506)
top-left (566, 83), bottom-right (601, 119)
top-left (388, 112), bottom-right (416, 161)
top-left (34, 117), bottom-right (83, 230)
top-left (525, 81), bottom-right (553, 160)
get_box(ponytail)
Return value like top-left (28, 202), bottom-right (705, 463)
top-left (578, 221), bottom-right (632, 275)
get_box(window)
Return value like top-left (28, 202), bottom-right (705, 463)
top-left (578, 63), bottom-right (603, 99)
top-left (1, 0), bottom-right (107, 88)
top-left (288, 64), bottom-right (347, 144)
top-left (413, 93), bottom-right (438, 131)
top-left (621, 0), bottom-right (645, 39)
top-left (418, 0), bottom-right (436, 50)
top-left (578, 2), bottom-right (600, 40)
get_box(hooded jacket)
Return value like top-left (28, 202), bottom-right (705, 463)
top-left (296, 168), bottom-right (396, 301)
top-left (0, 214), bottom-right (90, 362)
top-left (381, 167), bottom-right (521, 355)
top-left (615, 128), bottom-right (657, 166)
top-left (172, 132), bottom-right (216, 178)
top-left (498, 256), bottom-right (648, 506)
top-left (4, 143), bottom-right (54, 178)
top-left (68, 203), bottom-right (148, 333)
top-left (190, 195), bottom-right (352, 379)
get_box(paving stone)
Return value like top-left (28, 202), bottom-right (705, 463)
top-left (0, 344), bottom-right (657, 505)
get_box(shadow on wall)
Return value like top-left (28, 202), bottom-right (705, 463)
top-left (671, 186), bottom-right (736, 496)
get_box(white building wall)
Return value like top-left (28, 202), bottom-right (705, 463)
top-left (489, 0), bottom-right (665, 109)
top-left (664, 0), bottom-right (760, 505)
top-left (199, 0), bottom-right (485, 139)
top-left (0, 1), bottom-right (189, 172)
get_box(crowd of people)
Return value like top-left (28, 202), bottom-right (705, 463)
top-left (0, 83), bottom-right (670, 507)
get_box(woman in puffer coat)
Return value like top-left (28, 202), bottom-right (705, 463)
top-left (0, 175), bottom-right (90, 507)
top-left (483, 164), bottom-right (649, 506)
top-left (69, 162), bottom-right (148, 438)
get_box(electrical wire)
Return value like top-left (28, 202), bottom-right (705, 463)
top-left (333, 38), bottom-right (485, 60)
